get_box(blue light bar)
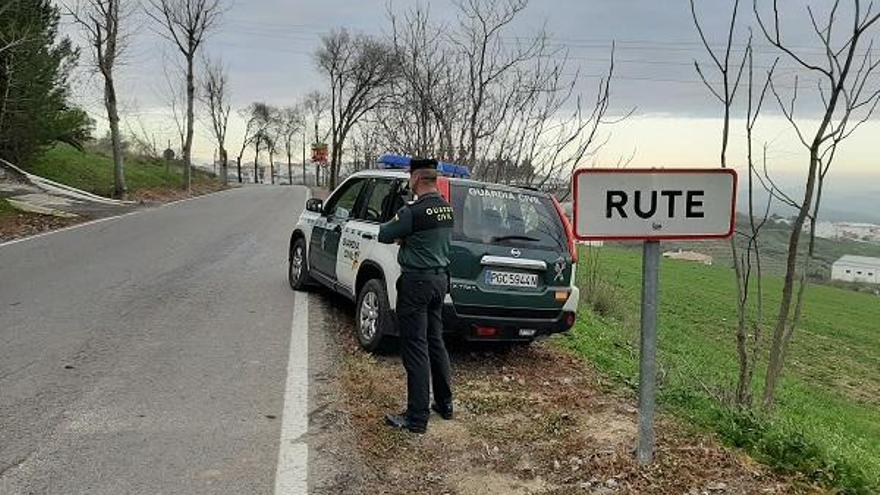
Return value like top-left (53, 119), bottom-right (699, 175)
top-left (376, 153), bottom-right (470, 178)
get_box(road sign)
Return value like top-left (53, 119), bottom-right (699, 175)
top-left (573, 168), bottom-right (737, 241)
top-left (311, 143), bottom-right (328, 163)
top-left (571, 167), bottom-right (737, 466)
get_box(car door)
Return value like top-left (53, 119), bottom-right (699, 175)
top-left (309, 178), bottom-right (368, 282)
top-left (336, 178), bottom-right (400, 293)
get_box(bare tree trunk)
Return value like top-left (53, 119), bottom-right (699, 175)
top-left (253, 148), bottom-right (259, 184)
top-left (0, 56), bottom-right (13, 141)
top-left (68, 0), bottom-right (129, 198)
top-left (763, 150), bottom-right (819, 408)
top-left (269, 150), bottom-right (275, 185)
top-left (105, 75), bottom-right (126, 198)
top-left (219, 147), bottom-right (227, 183)
top-left (183, 54), bottom-right (194, 192)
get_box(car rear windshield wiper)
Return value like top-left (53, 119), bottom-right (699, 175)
top-left (490, 235), bottom-right (541, 242)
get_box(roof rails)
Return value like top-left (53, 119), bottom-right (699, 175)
top-left (376, 153), bottom-right (471, 178)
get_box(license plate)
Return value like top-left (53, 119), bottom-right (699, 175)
top-left (485, 270), bottom-right (539, 288)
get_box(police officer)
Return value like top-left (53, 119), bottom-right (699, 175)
top-left (378, 158), bottom-right (454, 434)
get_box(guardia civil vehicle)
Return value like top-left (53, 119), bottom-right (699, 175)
top-left (288, 155), bottom-right (580, 352)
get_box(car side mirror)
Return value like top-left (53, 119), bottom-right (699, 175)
top-left (306, 198), bottom-right (324, 214)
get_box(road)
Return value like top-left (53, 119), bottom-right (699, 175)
top-left (0, 186), bottom-right (345, 494)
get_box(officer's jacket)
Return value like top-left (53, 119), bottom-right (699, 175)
top-left (378, 191), bottom-right (454, 272)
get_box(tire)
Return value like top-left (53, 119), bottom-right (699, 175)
top-left (288, 237), bottom-right (312, 291)
top-left (356, 278), bottom-right (394, 353)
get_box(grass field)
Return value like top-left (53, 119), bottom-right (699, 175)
top-left (24, 143), bottom-right (216, 197)
top-left (564, 246), bottom-right (880, 492)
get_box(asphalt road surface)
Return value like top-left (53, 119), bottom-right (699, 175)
top-left (0, 186), bottom-right (342, 494)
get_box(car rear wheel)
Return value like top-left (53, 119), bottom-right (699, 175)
top-left (356, 279), bottom-right (393, 352)
top-left (289, 237), bottom-right (312, 290)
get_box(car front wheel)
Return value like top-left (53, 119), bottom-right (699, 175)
top-left (289, 237), bottom-right (312, 290)
top-left (356, 279), bottom-right (393, 352)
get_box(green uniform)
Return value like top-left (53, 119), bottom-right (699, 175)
top-left (378, 190), bottom-right (455, 428)
top-left (378, 192), bottom-right (454, 271)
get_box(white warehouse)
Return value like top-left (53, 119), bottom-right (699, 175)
top-left (831, 255), bottom-right (880, 284)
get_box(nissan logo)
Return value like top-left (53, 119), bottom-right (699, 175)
top-left (510, 248), bottom-right (521, 258)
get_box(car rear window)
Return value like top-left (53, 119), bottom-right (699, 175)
top-left (450, 184), bottom-right (566, 251)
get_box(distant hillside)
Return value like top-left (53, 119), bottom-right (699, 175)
top-left (613, 214), bottom-right (880, 279)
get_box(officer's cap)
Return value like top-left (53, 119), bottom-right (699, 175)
top-left (409, 157), bottom-right (438, 173)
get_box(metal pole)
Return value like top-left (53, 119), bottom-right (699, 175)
top-left (637, 239), bottom-right (660, 465)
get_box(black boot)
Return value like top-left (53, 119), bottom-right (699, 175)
top-left (431, 402), bottom-right (454, 420)
top-left (384, 413), bottom-right (427, 434)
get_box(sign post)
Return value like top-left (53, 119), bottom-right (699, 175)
top-left (637, 239), bottom-right (660, 464)
top-left (573, 168), bottom-right (737, 466)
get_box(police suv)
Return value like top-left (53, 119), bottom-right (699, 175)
top-left (288, 155), bottom-right (580, 351)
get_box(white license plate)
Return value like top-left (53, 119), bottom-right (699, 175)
top-left (485, 270), bottom-right (539, 288)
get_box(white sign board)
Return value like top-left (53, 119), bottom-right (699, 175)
top-left (573, 169), bottom-right (737, 241)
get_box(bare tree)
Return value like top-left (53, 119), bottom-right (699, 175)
top-left (200, 56), bottom-right (230, 183)
top-left (302, 90), bottom-right (328, 186)
top-left (451, 0), bottom-right (542, 172)
top-left (126, 112), bottom-right (162, 160)
top-left (690, 0), bottom-right (754, 407)
top-left (147, 0), bottom-right (223, 192)
top-left (66, 0), bottom-right (132, 198)
top-left (315, 28), bottom-right (397, 188)
top-left (735, 40), bottom-right (777, 408)
top-left (278, 105), bottom-right (304, 185)
top-left (265, 108), bottom-right (280, 185)
top-left (266, 131), bottom-right (276, 184)
top-left (386, 3), bottom-right (459, 159)
top-left (754, 0), bottom-right (880, 409)
top-left (234, 104), bottom-right (258, 183)
top-left (247, 102), bottom-right (272, 183)
top-left (161, 57), bottom-right (186, 154)
top-left (374, 0), bottom-right (626, 192)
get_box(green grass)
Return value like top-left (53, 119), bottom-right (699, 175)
top-left (564, 246), bottom-right (880, 492)
top-left (0, 198), bottom-right (17, 218)
top-left (24, 143), bottom-right (216, 197)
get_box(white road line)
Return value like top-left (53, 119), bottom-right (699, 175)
top-left (274, 291), bottom-right (309, 495)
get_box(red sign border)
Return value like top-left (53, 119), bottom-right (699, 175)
top-left (572, 168), bottom-right (738, 241)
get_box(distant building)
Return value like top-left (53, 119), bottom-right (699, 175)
top-left (831, 255), bottom-right (880, 284)
top-left (663, 249), bottom-right (713, 266)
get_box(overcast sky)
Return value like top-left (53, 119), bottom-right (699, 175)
top-left (65, 0), bottom-right (880, 199)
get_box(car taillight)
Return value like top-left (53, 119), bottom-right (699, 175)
top-left (437, 177), bottom-right (450, 201)
top-left (474, 325), bottom-right (498, 337)
top-left (551, 195), bottom-right (577, 261)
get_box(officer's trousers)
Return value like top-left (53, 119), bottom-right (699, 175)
top-left (396, 271), bottom-right (453, 425)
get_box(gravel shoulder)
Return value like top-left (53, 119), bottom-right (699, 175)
top-left (315, 293), bottom-right (824, 495)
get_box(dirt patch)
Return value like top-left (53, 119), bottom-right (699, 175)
top-left (454, 469), bottom-right (549, 495)
top-left (332, 326), bottom-right (825, 495)
top-left (0, 210), bottom-right (85, 243)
